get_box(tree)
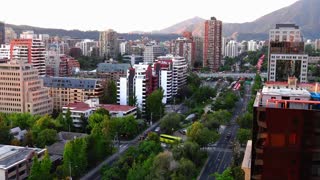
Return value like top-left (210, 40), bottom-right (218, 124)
top-left (36, 129), bottom-right (57, 147)
top-left (236, 129), bottom-right (252, 146)
top-left (212, 167), bottom-right (234, 180)
top-left (237, 112), bottom-right (253, 129)
top-left (63, 138), bottom-right (88, 178)
top-left (80, 114), bottom-right (88, 133)
top-left (128, 95), bottom-right (137, 106)
top-left (95, 108), bottom-right (110, 116)
top-left (174, 158), bottom-right (197, 179)
top-left (146, 89), bottom-right (165, 121)
top-left (149, 151), bottom-right (175, 180)
top-left (187, 122), bottom-right (219, 147)
top-left (101, 80), bottom-right (117, 104)
top-left (65, 109), bottom-right (74, 131)
top-left (160, 113), bottom-right (183, 134)
top-left (88, 113), bottom-right (105, 130)
top-left (0, 117), bottom-right (13, 144)
top-left (29, 152), bottom-right (52, 180)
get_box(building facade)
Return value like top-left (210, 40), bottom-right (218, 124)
top-left (10, 36), bottom-right (46, 76)
top-left (0, 44), bottom-right (10, 59)
top-left (42, 77), bottom-right (103, 110)
top-left (99, 29), bottom-right (119, 59)
top-left (143, 45), bottom-right (164, 64)
top-left (225, 40), bottom-right (239, 58)
top-left (0, 61), bottom-right (53, 115)
top-left (78, 39), bottom-right (98, 56)
top-left (171, 37), bottom-right (195, 68)
top-left (251, 79), bottom-right (320, 179)
top-left (203, 17), bottom-right (222, 71)
top-left (96, 63), bottom-right (130, 81)
top-left (248, 40), bottom-right (258, 51)
top-left (268, 24), bottom-right (308, 83)
top-left (0, 22), bottom-right (5, 45)
top-left (0, 145), bottom-right (46, 180)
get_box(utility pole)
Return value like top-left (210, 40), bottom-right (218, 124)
top-left (150, 112), bottom-right (153, 126)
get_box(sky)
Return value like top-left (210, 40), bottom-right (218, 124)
top-left (1, 0), bottom-right (299, 33)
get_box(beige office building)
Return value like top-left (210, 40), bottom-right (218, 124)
top-left (0, 61), bottom-right (53, 115)
top-left (42, 77), bottom-right (103, 110)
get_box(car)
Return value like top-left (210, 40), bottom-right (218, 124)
top-left (154, 127), bottom-right (161, 133)
top-left (179, 129), bottom-right (187, 135)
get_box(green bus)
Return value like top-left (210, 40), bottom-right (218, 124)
top-left (159, 134), bottom-right (182, 144)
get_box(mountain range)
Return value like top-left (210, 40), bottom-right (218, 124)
top-left (5, 0), bottom-right (320, 41)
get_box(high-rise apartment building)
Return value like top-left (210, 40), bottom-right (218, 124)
top-left (143, 44), bottom-right (164, 64)
top-left (45, 52), bottom-right (80, 77)
top-left (0, 61), bottom-right (53, 115)
top-left (203, 17), bottom-right (222, 71)
top-left (0, 44), bottom-right (10, 59)
top-left (268, 24), bottom-right (308, 82)
top-left (194, 36), bottom-right (204, 66)
top-left (0, 22), bottom-right (5, 45)
top-left (251, 78), bottom-right (320, 179)
top-left (155, 55), bottom-right (188, 103)
top-left (78, 39), bottom-right (98, 56)
top-left (99, 29), bottom-right (119, 59)
top-left (171, 37), bottom-right (195, 68)
top-left (10, 31), bottom-right (46, 76)
top-left (42, 77), bottom-right (103, 110)
top-left (248, 40), bottom-right (258, 51)
top-left (118, 64), bottom-right (155, 113)
top-left (225, 40), bottom-right (239, 58)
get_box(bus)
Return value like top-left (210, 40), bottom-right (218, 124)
top-left (159, 134), bottom-right (182, 144)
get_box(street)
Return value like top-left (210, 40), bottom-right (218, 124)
top-left (80, 121), bottom-right (161, 180)
top-left (198, 83), bottom-right (251, 180)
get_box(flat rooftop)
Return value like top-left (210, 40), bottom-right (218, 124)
top-left (0, 145), bottom-right (45, 170)
top-left (262, 86), bottom-right (310, 97)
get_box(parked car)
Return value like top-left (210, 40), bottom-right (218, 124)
top-left (154, 127), bottom-right (161, 133)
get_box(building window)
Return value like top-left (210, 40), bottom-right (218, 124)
top-left (289, 133), bottom-right (297, 145)
top-left (270, 134), bottom-right (285, 147)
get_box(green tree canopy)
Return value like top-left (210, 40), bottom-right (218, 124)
top-left (29, 152), bottom-right (52, 180)
top-left (146, 89), bottom-right (165, 121)
top-left (100, 80), bottom-right (117, 104)
top-left (187, 122), bottom-right (219, 147)
top-left (236, 128), bottom-right (252, 146)
top-left (160, 113), bottom-right (183, 134)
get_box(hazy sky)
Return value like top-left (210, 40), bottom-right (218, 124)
top-left (1, 0), bottom-right (299, 33)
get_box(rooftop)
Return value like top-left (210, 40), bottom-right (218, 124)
top-left (42, 77), bottom-right (101, 89)
top-left (99, 104), bottom-right (136, 112)
top-left (262, 86), bottom-right (310, 97)
top-left (0, 145), bottom-right (45, 169)
top-left (97, 63), bottom-right (130, 73)
top-left (64, 102), bottom-right (91, 111)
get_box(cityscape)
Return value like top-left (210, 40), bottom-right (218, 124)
top-left (0, 0), bottom-right (320, 180)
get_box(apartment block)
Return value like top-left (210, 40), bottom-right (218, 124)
top-left (0, 145), bottom-right (46, 180)
top-left (0, 61), bottom-right (53, 115)
top-left (268, 24), bottom-right (308, 83)
top-left (203, 17), bottom-right (222, 71)
top-left (10, 37), bottom-right (46, 76)
top-left (251, 78), bottom-right (320, 179)
top-left (62, 99), bottom-right (136, 127)
top-left (42, 77), bottom-right (103, 110)
top-left (99, 29), bottom-right (119, 59)
top-left (171, 37), bottom-right (195, 68)
top-left (96, 63), bottom-right (130, 81)
top-left (45, 52), bottom-right (80, 77)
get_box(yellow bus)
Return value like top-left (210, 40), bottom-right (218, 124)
top-left (159, 134), bottom-right (182, 144)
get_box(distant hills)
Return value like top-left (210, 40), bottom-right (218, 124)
top-left (157, 0), bottom-right (320, 40)
top-left (5, 0), bottom-right (320, 41)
